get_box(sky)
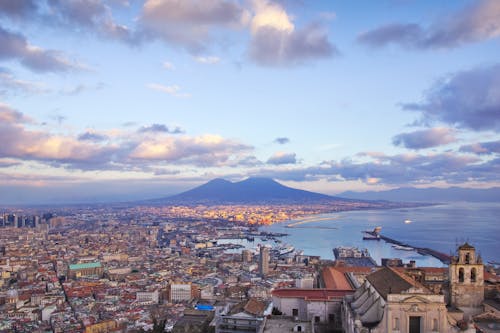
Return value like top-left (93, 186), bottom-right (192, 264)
top-left (0, 0), bottom-right (500, 204)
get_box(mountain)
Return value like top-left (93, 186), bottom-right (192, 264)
top-left (339, 187), bottom-right (500, 203)
top-left (156, 177), bottom-right (343, 204)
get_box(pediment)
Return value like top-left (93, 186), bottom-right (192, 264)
top-left (401, 295), bottom-right (430, 304)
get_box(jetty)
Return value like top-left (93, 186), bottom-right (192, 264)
top-left (365, 231), bottom-right (451, 264)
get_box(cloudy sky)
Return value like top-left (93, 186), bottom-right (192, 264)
top-left (0, 0), bottom-right (499, 204)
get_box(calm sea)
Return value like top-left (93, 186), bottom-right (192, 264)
top-left (256, 202), bottom-right (500, 267)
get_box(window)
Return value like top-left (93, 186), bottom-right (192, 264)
top-left (471, 268), bottom-right (477, 282)
top-left (433, 318), bottom-right (438, 331)
top-left (328, 314), bottom-right (335, 323)
top-left (393, 317), bottom-right (400, 330)
top-left (465, 253), bottom-right (470, 264)
top-left (459, 267), bottom-right (464, 282)
top-left (292, 308), bottom-right (298, 317)
top-left (315, 316), bottom-right (320, 323)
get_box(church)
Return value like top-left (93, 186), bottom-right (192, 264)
top-left (342, 243), bottom-right (490, 333)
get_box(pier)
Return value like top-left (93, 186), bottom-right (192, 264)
top-left (366, 231), bottom-right (451, 264)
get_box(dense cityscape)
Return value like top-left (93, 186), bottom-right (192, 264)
top-left (0, 202), bottom-right (499, 333)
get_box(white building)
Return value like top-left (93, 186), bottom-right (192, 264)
top-left (170, 283), bottom-right (192, 302)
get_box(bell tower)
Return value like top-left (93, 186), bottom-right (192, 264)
top-left (449, 243), bottom-right (484, 314)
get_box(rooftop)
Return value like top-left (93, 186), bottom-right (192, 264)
top-left (69, 262), bottom-right (102, 270)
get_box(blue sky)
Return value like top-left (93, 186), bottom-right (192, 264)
top-left (0, 0), bottom-right (499, 204)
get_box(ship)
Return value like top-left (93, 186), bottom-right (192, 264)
top-left (404, 219), bottom-right (412, 224)
top-left (333, 246), bottom-right (377, 267)
top-left (276, 244), bottom-right (295, 256)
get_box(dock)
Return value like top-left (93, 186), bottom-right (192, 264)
top-left (366, 231), bottom-right (451, 264)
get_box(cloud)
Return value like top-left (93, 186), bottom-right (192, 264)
top-left (77, 131), bottom-right (109, 142)
top-left (0, 25), bottom-right (82, 72)
top-left (249, 150), bottom-right (496, 186)
top-left (194, 56), bottom-right (221, 64)
top-left (274, 137), bottom-right (290, 144)
top-left (0, 67), bottom-right (49, 95)
top-left (140, 0), bottom-right (249, 53)
top-left (0, 103), bottom-right (255, 170)
top-left (138, 124), bottom-right (184, 134)
top-left (392, 127), bottom-right (457, 149)
top-left (267, 152), bottom-right (297, 165)
top-left (45, 0), bottom-right (134, 42)
top-left (358, 0), bottom-right (500, 49)
top-left (129, 134), bottom-right (253, 167)
top-left (0, 0), bottom-right (38, 19)
top-left (147, 83), bottom-right (191, 98)
top-left (460, 140), bottom-right (500, 155)
top-left (402, 64), bottom-right (500, 131)
top-left (249, 0), bottom-right (337, 66)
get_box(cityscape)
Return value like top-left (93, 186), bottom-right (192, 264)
top-left (1, 1), bottom-right (500, 333)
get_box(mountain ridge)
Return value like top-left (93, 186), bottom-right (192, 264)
top-left (153, 177), bottom-right (347, 205)
top-left (339, 186), bottom-right (500, 202)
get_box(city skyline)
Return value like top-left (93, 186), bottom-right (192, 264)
top-left (1, 0), bottom-right (500, 204)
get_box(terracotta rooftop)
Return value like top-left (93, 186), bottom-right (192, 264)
top-left (322, 267), bottom-right (354, 291)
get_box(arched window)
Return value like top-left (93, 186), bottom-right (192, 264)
top-left (459, 268), bottom-right (464, 282)
top-left (465, 253), bottom-right (470, 264)
top-left (471, 268), bottom-right (477, 282)
top-left (433, 318), bottom-right (438, 331)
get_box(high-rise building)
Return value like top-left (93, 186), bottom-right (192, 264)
top-left (242, 249), bottom-right (253, 263)
top-left (259, 246), bottom-right (269, 276)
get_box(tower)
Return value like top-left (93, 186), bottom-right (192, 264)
top-left (259, 246), bottom-right (269, 276)
top-left (449, 243), bottom-right (484, 314)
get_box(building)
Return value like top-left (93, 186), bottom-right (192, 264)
top-left (259, 246), bottom-right (269, 277)
top-left (242, 249), bottom-right (253, 263)
top-left (342, 267), bottom-right (449, 333)
top-left (449, 242), bottom-right (484, 316)
top-left (170, 283), bottom-right (193, 302)
top-left (85, 320), bottom-right (118, 333)
top-left (136, 290), bottom-right (159, 304)
top-left (272, 289), bottom-right (349, 329)
top-left (68, 262), bottom-right (103, 279)
top-left (216, 298), bottom-right (269, 333)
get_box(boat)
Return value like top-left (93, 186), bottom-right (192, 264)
top-left (274, 244), bottom-right (295, 256)
top-left (392, 244), bottom-right (414, 251)
top-left (404, 219), bottom-right (412, 224)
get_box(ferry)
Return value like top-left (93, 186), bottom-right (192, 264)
top-left (362, 232), bottom-right (380, 240)
top-left (404, 219), bottom-right (412, 224)
top-left (277, 244), bottom-right (295, 256)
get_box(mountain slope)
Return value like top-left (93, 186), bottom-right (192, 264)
top-left (159, 177), bottom-right (341, 204)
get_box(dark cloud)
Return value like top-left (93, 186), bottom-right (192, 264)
top-left (460, 140), bottom-right (500, 155)
top-left (0, 0), bottom-right (38, 19)
top-left (358, 0), bottom-right (500, 49)
top-left (403, 64), bottom-right (500, 131)
top-left (77, 131), bottom-right (109, 142)
top-left (267, 152), bottom-right (297, 165)
top-left (274, 137), bottom-right (290, 144)
top-left (249, 23), bottom-right (337, 66)
top-left (0, 25), bottom-right (80, 72)
top-left (138, 124), bottom-right (184, 134)
top-left (392, 128), bottom-right (457, 149)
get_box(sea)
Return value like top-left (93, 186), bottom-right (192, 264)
top-left (223, 202), bottom-right (500, 267)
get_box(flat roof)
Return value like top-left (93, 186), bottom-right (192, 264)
top-left (69, 262), bottom-right (102, 270)
top-left (272, 288), bottom-right (351, 301)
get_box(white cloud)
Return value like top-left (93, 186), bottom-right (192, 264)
top-left (147, 83), bottom-right (191, 98)
top-left (194, 56), bottom-right (221, 64)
